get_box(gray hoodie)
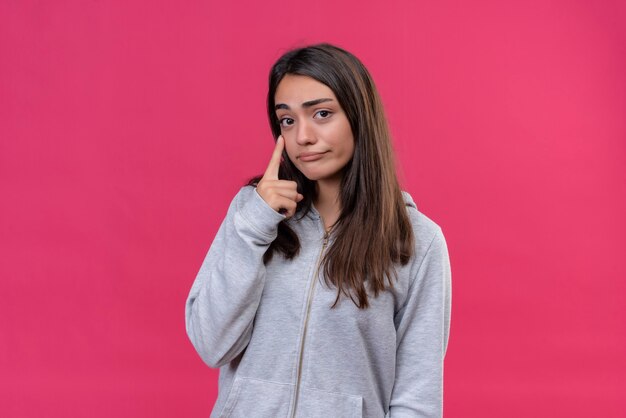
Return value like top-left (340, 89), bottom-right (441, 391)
top-left (185, 185), bottom-right (451, 418)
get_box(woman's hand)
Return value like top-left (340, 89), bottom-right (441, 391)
top-left (256, 135), bottom-right (303, 218)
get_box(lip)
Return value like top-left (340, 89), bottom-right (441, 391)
top-left (298, 151), bottom-right (327, 162)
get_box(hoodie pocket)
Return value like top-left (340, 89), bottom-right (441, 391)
top-left (297, 386), bottom-right (363, 418)
top-left (219, 376), bottom-right (293, 418)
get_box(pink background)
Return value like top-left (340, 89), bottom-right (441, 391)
top-left (1, 0), bottom-right (625, 416)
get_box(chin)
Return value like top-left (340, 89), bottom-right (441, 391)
top-left (294, 169), bottom-right (320, 181)
top-left (299, 172), bottom-right (322, 181)
top-left (294, 163), bottom-right (344, 182)
top-left (299, 170), bottom-right (341, 183)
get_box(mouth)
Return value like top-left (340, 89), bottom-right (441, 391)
top-left (298, 151), bottom-right (328, 162)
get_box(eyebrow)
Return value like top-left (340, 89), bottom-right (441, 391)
top-left (275, 98), bottom-right (334, 111)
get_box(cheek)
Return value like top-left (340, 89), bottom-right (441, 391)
top-left (343, 142), bottom-right (355, 162)
top-left (346, 140), bottom-right (355, 157)
top-left (335, 121), bottom-right (355, 155)
top-left (338, 131), bottom-right (355, 157)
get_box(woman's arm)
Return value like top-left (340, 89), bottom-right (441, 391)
top-left (388, 228), bottom-right (452, 417)
top-left (185, 186), bottom-right (286, 368)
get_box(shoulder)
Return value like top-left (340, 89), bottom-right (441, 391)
top-left (401, 190), bottom-right (449, 281)
top-left (401, 190), bottom-right (445, 247)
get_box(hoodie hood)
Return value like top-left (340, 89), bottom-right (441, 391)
top-left (401, 190), bottom-right (418, 210)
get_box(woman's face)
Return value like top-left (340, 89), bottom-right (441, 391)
top-left (274, 74), bottom-right (355, 183)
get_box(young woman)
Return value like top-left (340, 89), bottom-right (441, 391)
top-left (185, 43), bottom-right (452, 418)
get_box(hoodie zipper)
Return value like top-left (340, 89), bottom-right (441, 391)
top-left (290, 229), bottom-right (329, 418)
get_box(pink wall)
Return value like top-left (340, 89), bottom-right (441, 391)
top-left (1, 0), bottom-right (625, 416)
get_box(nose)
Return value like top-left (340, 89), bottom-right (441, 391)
top-left (295, 119), bottom-right (316, 146)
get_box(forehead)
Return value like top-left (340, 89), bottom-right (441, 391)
top-left (274, 74), bottom-right (337, 104)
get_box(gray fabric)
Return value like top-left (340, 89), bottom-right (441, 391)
top-left (185, 186), bottom-right (452, 418)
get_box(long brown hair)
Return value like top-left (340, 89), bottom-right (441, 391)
top-left (248, 43), bottom-right (414, 309)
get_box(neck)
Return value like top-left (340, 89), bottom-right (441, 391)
top-left (314, 177), bottom-right (342, 231)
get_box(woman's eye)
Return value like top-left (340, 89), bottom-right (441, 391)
top-left (315, 110), bottom-right (332, 118)
top-left (279, 117), bottom-right (294, 127)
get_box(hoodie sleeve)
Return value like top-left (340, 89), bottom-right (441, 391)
top-left (185, 186), bottom-right (286, 368)
top-left (387, 227), bottom-right (452, 418)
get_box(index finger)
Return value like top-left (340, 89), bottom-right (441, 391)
top-left (263, 135), bottom-right (284, 180)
